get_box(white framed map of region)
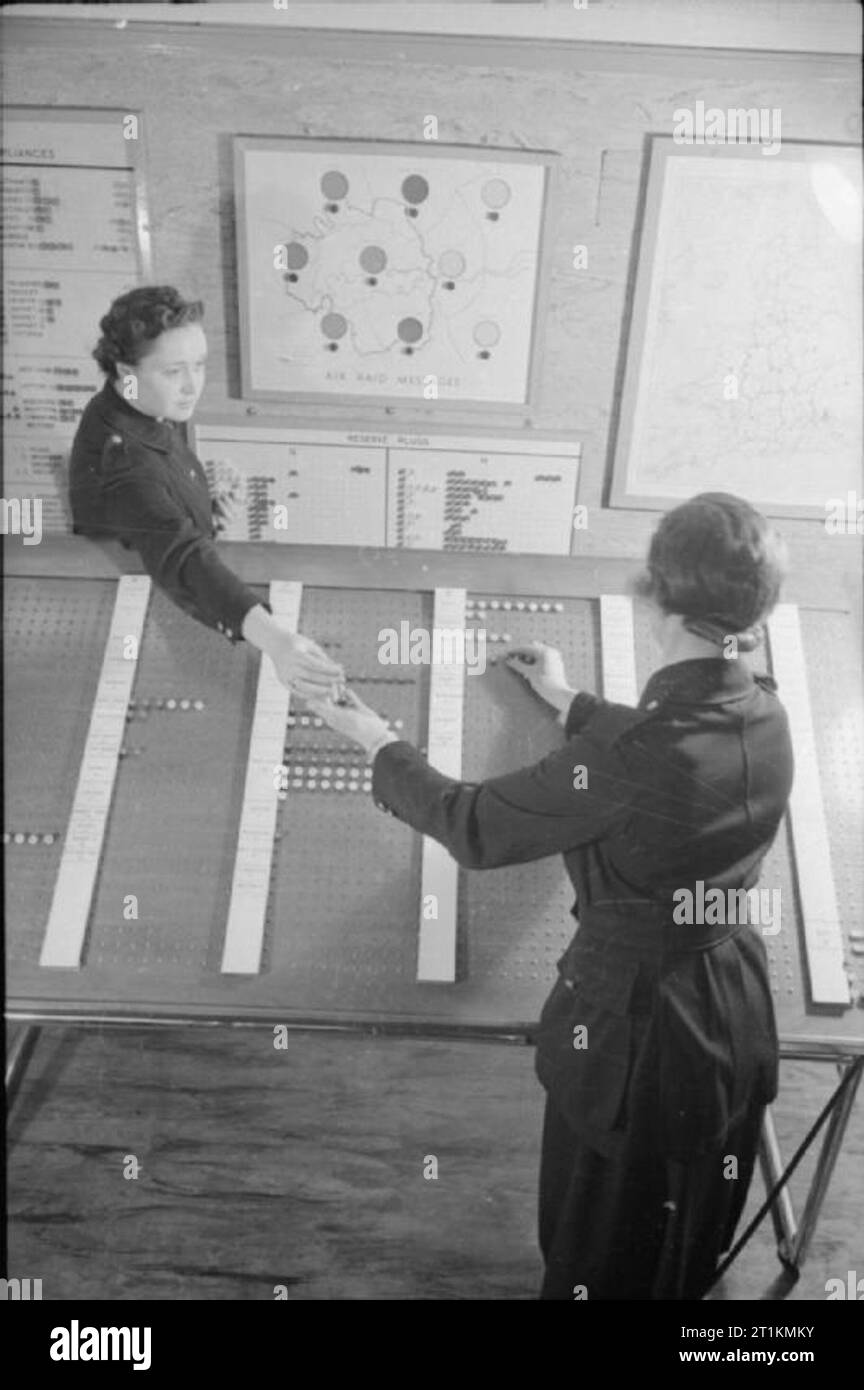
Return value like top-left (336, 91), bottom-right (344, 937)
top-left (610, 138), bottom-right (862, 518)
top-left (234, 137), bottom-right (557, 411)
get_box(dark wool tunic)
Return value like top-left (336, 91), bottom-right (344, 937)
top-left (372, 656), bottom-right (794, 1297)
top-left (68, 381), bottom-right (265, 643)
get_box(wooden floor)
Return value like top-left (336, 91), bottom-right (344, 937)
top-left (5, 1024), bottom-right (863, 1301)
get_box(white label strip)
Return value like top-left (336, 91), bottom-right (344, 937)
top-left (39, 575), bottom-right (151, 969)
top-left (766, 605), bottom-right (849, 1006)
top-left (417, 588), bottom-right (466, 983)
top-left (220, 582), bottom-right (301, 975)
top-left (600, 595), bottom-right (639, 705)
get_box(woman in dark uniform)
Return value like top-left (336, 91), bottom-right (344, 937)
top-left (309, 492), bottom-right (793, 1300)
top-left (68, 286), bottom-right (342, 699)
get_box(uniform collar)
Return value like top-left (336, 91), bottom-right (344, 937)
top-left (639, 657), bottom-right (759, 710)
top-left (93, 379), bottom-right (177, 454)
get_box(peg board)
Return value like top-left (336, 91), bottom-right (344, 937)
top-left (4, 574), bottom-right (863, 1044)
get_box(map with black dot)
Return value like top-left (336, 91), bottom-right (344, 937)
top-left (237, 140), bottom-right (550, 404)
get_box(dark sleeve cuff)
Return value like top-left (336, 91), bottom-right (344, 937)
top-left (370, 739), bottom-right (422, 818)
top-left (563, 691), bottom-right (605, 738)
top-left (226, 588), bottom-right (271, 643)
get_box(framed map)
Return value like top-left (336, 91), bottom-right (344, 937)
top-left (234, 137), bottom-right (557, 411)
top-left (610, 138), bottom-right (862, 518)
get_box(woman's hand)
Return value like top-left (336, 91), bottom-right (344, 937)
top-left (269, 630), bottom-right (345, 700)
top-left (212, 490), bottom-right (245, 536)
top-left (306, 687), bottom-right (396, 755)
top-left (208, 458), bottom-right (247, 537)
top-left (241, 606), bottom-right (344, 697)
top-left (503, 642), bottom-right (577, 712)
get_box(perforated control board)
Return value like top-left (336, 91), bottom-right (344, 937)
top-left (4, 575), bottom-right (863, 1041)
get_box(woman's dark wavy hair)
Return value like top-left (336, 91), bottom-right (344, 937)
top-left (93, 286), bottom-right (204, 378)
top-left (632, 493), bottom-right (788, 649)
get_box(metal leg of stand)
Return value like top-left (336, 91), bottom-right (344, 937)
top-left (5, 1024), bottom-right (41, 1108)
top-left (788, 1056), bottom-right (864, 1271)
top-left (758, 1106), bottom-right (798, 1266)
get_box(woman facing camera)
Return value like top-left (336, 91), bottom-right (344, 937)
top-left (311, 493), bottom-right (793, 1300)
top-left (68, 286), bottom-right (342, 699)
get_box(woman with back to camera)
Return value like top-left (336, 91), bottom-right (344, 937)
top-left (310, 492), bottom-right (793, 1300)
top-left (68, 285), bottom-right (342, 700)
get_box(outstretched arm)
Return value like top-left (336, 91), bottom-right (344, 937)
top-left (308, 687), bottom-right (633, 870)
top-left (98, 445), bottom-right (343, 697)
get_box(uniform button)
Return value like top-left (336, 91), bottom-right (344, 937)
top-left (646, 699), bottom-right (659, 711)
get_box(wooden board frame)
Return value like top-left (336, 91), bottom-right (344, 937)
top-left (233, 135), bottom-right (560, 417)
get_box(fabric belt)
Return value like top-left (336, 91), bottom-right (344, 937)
top-left (558, 919), bottom-right (749, 985)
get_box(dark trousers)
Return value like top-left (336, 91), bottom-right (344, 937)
top-left (538, 1095), bottom-right (764, 1300)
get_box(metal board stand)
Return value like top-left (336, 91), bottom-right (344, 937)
top-left (6, 1017), bottom-right (861, 1288)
